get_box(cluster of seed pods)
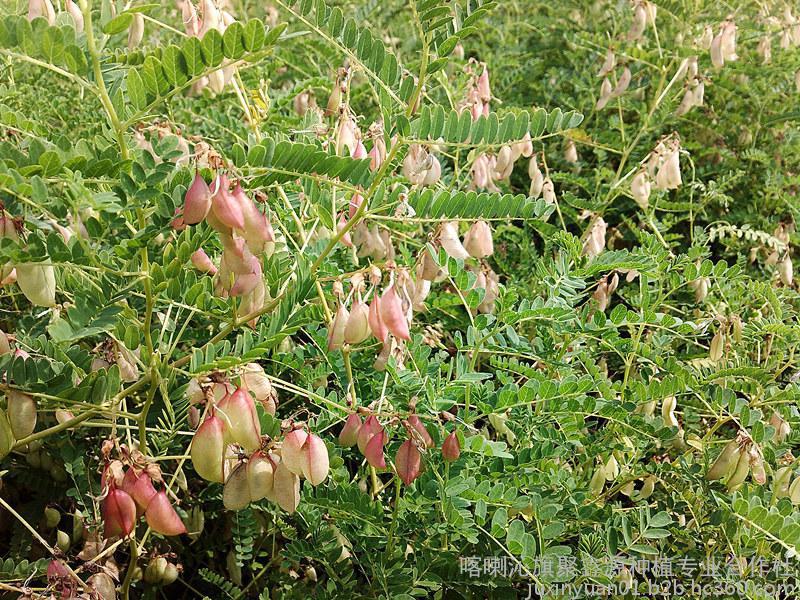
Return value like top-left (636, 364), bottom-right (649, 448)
top-left (627, 0), bottom-right (658, 42)
top-left (101, 459), bottom-right (186, 539)
top-left (706, 431), bottom-right (767, 492)
top-left (179, 172), bottom-right (275, 326)
top-left (425, 220), bottom-right (499, 313)
top-left (631, 135), bottom-right (683, 211)
top-left (188, 369), bottom-right (329, 514)
top-left (595, 50), bottom-right (632, 111)
top-left (339, 411), bottom-right (461, 486)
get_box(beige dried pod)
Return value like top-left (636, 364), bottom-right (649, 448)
top-left (769, 411), bottom-right (791, 442)
top-left (223, 463), bottom-right (252, 511)
top-left (654, 148), bottom-right (681, 190)
top-left (7, 390), bottom-right (36, 439)
top-left (528, 155), bottom-right (544, 198)
top-left (689, 276), bottom-right (710, 302)
top-left (597, 49), bottom-right (616, 77)
top-left (778, 254), bottom-right (793, 286)
top-left (709, 329), bottom-right (725, 362)
top-left (596, 77), bottom-right (613, 110)
top-left (628, 2), bottom-right (647, 41)
top-left (697, 25), bottom-right (713, 50)
top-left (582, 218), bottom-right (607, 258)
top-left (439, 221), bottom-right (470, 260)
top-left (564, 140), bottom-right (578, 164)
top-left (542, 177), bottom-right (556, 205)
top-left (630, 170), bottom-right (650, 210)
top-left (612, 67), bottom-right (632, 97)
top-left (493, 145), bottom-right (515, 180)
top-left (272, 461), bottom-right (301, 513)
top-left (128, 14), bottom-right (145, 50)
top-left (748, 446), bottom-right (766, 485)
top-left (463, 221), bottom-right (494, 259)
top-left (706, 439), bottom-right (741, 481)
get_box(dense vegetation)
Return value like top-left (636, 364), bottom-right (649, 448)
top-left (1, 0), bottom-right (800, 598)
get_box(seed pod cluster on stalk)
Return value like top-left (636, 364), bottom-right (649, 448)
top-left (595, 49), bottom-right (633, 111)
top-left (645, 136), bottom-right (683, 191)
top-left (592, 273), bottom-right (620, 312)
top-left (706, 432), bottom-right (766, 492)
top-left (101, 456), bottom-right (186, 539)
top-left (582, 217), bottom-right (608, 258)
top-left (179, 172), bottom-right (276, 326)
top-left (339, 410), bottom-right (461, 487)
top-left (627, 1), bottom-right (657, 42)
top-left (187, 369), bottom-right (328, 514)
top-left (710, 20), bottom-right (738, 68)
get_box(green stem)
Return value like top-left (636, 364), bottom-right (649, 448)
top-left (120, 537), bottom-right (139, 600)
top-left (79, 0), bottom-right (129, 160)
top-left (385, 476), bottom-right (402, 555)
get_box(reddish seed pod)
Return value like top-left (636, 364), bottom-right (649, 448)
top-left (364, 430), bottom-right (387, 469)
top-left (442, 431), bottom-right (461, 462)
top-left (217, 387), bottom-right (262, 452)
top-left (191, 414), bottom-right (226, 483)
top-left (121, 468), bottom-right (158, 515)
top-left (191, 248), bottom-right (217, 274)
top-left (339, 413), bottom-right (362, 447)
top-left (211, 174), bottom-right (245, 230)
top-left (301, 433), bottom-right (330, 486)
top-left (380, 285), bottom-right (410, 340)
top-left (357, 415), bottom-right (382, 454)
top-left (407, 415), bottom-right (434, 448)
top-left (368, 293), bottom-right (389, 343)
top-left (282, 429), bottom-right (309, 476)
top-left (145, 491), bottom-right (186, 536)
top-left (395, 440), bottom-right (422, 485)
top-left (183, 173), bottom-right (213, 224)
top-left (102, 488), bottom-right (137, 538)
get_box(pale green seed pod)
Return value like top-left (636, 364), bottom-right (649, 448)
top-left (709, 330), bottom-right (725, 362)
top-left (707, 439), bottom-right (741, 481)
top-left (604, 455), bottom-right (619, 482)
top-left (638, 475), bottom-right (656, 500)
top-left (144, 557), bottom-right (168, 584)
top-left (773, 467), bottom-right (792, 499)
top-left (662, 396), bottom-right (679, 428)
top-left (789, 477), bottom-right (800, 505)
top-left (223, 463), bottom-right (251, 511)
top-left (589, 465), bottom-right (606, 496)
top-left (56, 530), bottom-right (70, 552)
top-left (161, 562), bottom-right (179, 585)
top-left (7, 390), bottom-right (36, 439)
top-left (0, 409), bottom-right (13, 459)
top-left (726, 449), bottom-right (751, 492)
top-left (44, 507), bottom-right (60, 529)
